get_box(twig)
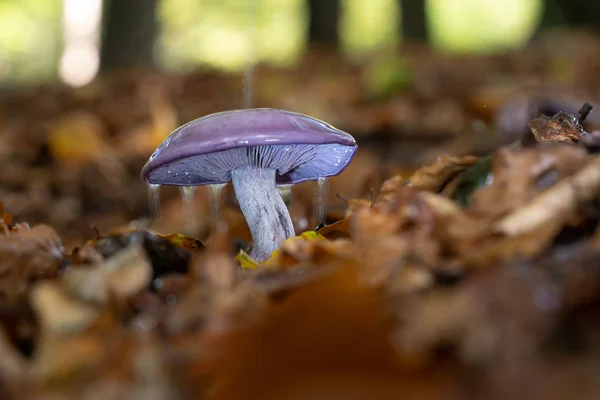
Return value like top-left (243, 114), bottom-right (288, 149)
top-left (578, 102), bottom-right (593, 123)
top-left (90, 225), bottom-right (101, 238)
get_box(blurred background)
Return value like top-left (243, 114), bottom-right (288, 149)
top-left (1, 0), bottom-right (600, 245)
top-left (0, 0), bottom-right (590, 84)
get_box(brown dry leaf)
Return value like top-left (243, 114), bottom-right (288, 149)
top-left (30, 282), bottom-right (99, 335)
top-left (376, 175), bottom-right (405, 205)
top-left (408, 154), bottom-right (480, 193)
top-left (385, 265), bottom-right (434, 296)
top-left (165, 281), bottom-right (267, 336)
top-left (69, 245), bottom-right (104, 265)
top-left (317, 196), bottom-right (372, 240)
top-left (208, 266), bottom-right (465, 400)
top-left (156, 233), bottom-right (205, 252)
top-left (317, 217), bottom-right (352, 240)
top-left (168, 239), bottom-right (267, 335)
top-left (63, 244), bottom-right (152, 305)
top-left (0, 224), bottom-right (64, 301)
top-left (496, 154), bottom-right (600, 236)
top-left (390, 288), bottom-right (473, 363)
top-left (528, 111), bottom-right (587, 144)
top-left (391, 265), bottom-right (557, 369)
top-left (494, 94), bottom-right (591, 143)
top-left (418, 192), bottom-right (488, 244)
top-left (469, 145), bottom-right (588, 220)
top-left (351, 187), bottom-right (441, 286)
top-left (29, 316), bottom-right (118, 386)
top-left (86, 230), bottom-right (190, 281)
top-left (28, 328), bottom-right (174, 399)
top-left (0, 325), bottom-right (28, 398)
top-left (458, 219), bottom-right (563, 268)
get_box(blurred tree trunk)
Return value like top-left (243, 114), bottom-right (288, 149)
top-left (400, 0), bottom-right (428, 42)
top-left (308, 0), bottom-right (340, 46)
top-left (100, 0), bottom-right (158, 72)
top-left (538, 0), bottom-right (600, 32)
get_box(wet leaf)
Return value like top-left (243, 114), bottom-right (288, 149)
top-left (528, 111), bottom-right (588, 144)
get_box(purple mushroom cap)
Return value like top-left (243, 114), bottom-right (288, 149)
top-left (141, 108), bottom-right (357, 186)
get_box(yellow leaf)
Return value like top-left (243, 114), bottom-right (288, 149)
top-left (236, 231), bottom-right (327, 269)
top-left (236, 250), bottom-right (260, 269)
top-left (299, 231), bottom-right (326, 241)
top-left (156, 233), bottom-right (204, 251)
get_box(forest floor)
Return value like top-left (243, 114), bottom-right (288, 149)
top-left (2, 30), bottom-right (600, 399)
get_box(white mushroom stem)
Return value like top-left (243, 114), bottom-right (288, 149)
top-left (231, 166), bottom-right (295, 262)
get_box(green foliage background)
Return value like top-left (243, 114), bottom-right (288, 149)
top-left (0, 0), bottom-right (543, 83)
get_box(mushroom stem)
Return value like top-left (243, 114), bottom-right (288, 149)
top-left (231, 166), bottom-right (295, 261)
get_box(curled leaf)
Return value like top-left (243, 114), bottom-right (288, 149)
top-left (408, 154), bottom-right (480, 193)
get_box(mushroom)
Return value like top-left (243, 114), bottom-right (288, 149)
top-left (141, 108), bottom-right (357, 261)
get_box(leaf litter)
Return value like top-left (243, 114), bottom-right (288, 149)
top-left (6, 31), bottom-right (600, 399)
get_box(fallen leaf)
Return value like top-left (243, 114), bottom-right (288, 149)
top-left (496, 154), bottom-right (600, 236)
top-left (236, 231), bottom-right (328, 269)
top-left (468, 145), bottom-right (588, 219)
top-left (0, 224), bottom-right (65, 301)
top-left (30, 282), bottom-right (99, 335)
top-left (317, 217), bottom-right (352, 240)
top-left (528, 111), bottom-right (588, 144)
top-left (156, 233), bottom-right (205, 251)
top-left (408, 154), bottom-right (480, 193)
top-left (63, 244), bottom-right (152, 305)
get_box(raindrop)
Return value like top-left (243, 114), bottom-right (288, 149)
top-left (209, 183), bottom-right (227, 233)
top-left (147, 184), bottom-right (161, 220)
top-left (180, 186), bottom-right (197, 235)
top-left (315, 177), bottom-right (329, 227)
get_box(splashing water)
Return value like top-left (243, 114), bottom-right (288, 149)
top-left (147, 184), bottom-right (161, 220)
top-left (209, 183), bottom-right (227, 233)
top-left (180, 186), bottom-right (196, 235)
top-left (242, 0), bottom-right (257, 108)
top-left (315, 177), bottom-right (329, 226)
